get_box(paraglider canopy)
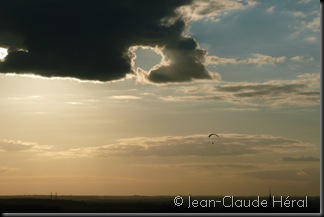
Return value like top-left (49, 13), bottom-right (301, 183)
top-left (208, 133), bottom-right (219, 138)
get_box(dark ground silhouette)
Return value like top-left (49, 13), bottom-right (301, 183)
top-left (0, 195), bottom-right (320, 213)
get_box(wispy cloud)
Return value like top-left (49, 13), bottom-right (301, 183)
top-left (297, 0), bottom-right (312, 4)
top-left (66, 101), bottom-right (84, 105)
top-left (282, 10), bottom-right (306, 18)
top-left (266, 6), bottom-right (275, 14)
top-left (305, 36), bottom-right (318, 43)
top-left (110, 95), bottom-right (142, 100)
top-left (206, 53), bottom-right (287, 66)
top-left (290, 56), bottom-right (314, 62)
top-left (206, 53), bottom-right (314, 66)
top-left (283, 156), bottom-right (319, 162)
top-left (305, 13), bottom-right (320, 32)
top-left (40, 133), bottom-right (318, 159)
top-left (286, 9), bottom-right (320, 41)
top-left (0, 139), bottom-right (51, 152)
top-left (0, 166), bottom-right (18, 173)
top-left (177, 0), bottom-right (258, 22)
top-left (161, 73), bottom-right (320, 108)
top-left (5, 95), bottom-right (42, 101)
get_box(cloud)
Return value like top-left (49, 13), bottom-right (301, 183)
top-left (162, 73), bottom-right (320, 108)
top-left (66, 101), bottom-right (84, 105)
top-left (287, 9), bottom-right (320, 40)
top-left (297, 0), bottom-right (312, 4)
top-left (177, 0), bottom-right (258, 22)
top-left (206, 53), bottom-right (287, 65)
top-left (223, 84), bottom-right (306, 96)
top-left (0, 139), bottom-right (51, 152)
top-left (290, 56), bottom-right (307, 62)
top-left (139, 39), bottom-right (217, 83)
top-left (282, 10), bottom-right (306, 18)
top-left (0, 166), bottom-right (18, 173)
top-left (305, 13), bottom-right (320, 32)
top-left (0, 0), bottom-right (218, 83)
top-left (266, 6), bottom-right (275, 14)
top-left (110, 95), bottom-right (142, 100)
top-left (283, 156), bottom-right (319, 162)
top-left (161, 95), bottom-right (223, 102)
top-left (305, 36), bottom-right (318, 43)
top-left (132, 163), bottom-right (260, 173)
top-left (176, 163), bottom-right (258, 170)
top-left (40, 133), bottom-right (318, 159)
top-left (205, 56), bottom-right (238, 65)
top-left (294, 56), bottom-right (314, 62)
top-left (2, 95), bottom-right (42, 101)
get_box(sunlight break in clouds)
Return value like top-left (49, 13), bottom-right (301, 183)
top-left (0, 47), bottom-right (8, 61)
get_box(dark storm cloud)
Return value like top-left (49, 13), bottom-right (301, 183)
top-left (148, 37), bottom-right (211, 82)
top-left (0, 0), bottom-right (212, 83)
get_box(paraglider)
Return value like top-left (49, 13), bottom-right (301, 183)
top-left (208, 133), bottom-right (219, 138)
top-left (208, 133), bottom-right (219, 144)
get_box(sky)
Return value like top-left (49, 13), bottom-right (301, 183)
top-left (0, 0), bottom-right (321, 196)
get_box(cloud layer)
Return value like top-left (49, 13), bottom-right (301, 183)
top-left (282, 156), bottom-right (319, 162)
top-left (0, 139), bottom-right (50, 152)
top-left (0, 0), bottom-right (216, 83)
top-left (162, 73), bottom-right (320, 107)
top-left (38, 133), bottom-right (318, 159)
top-left (206, 53), bottom-right (287, 65)
top-left (177, 0), bottom-right (258, 22)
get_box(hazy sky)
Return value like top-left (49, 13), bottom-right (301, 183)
top-left (0, 0), bottom-right (320, 196)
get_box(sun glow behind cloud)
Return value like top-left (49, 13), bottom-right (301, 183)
top-left (0, 47), bottom-right (8, 61)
